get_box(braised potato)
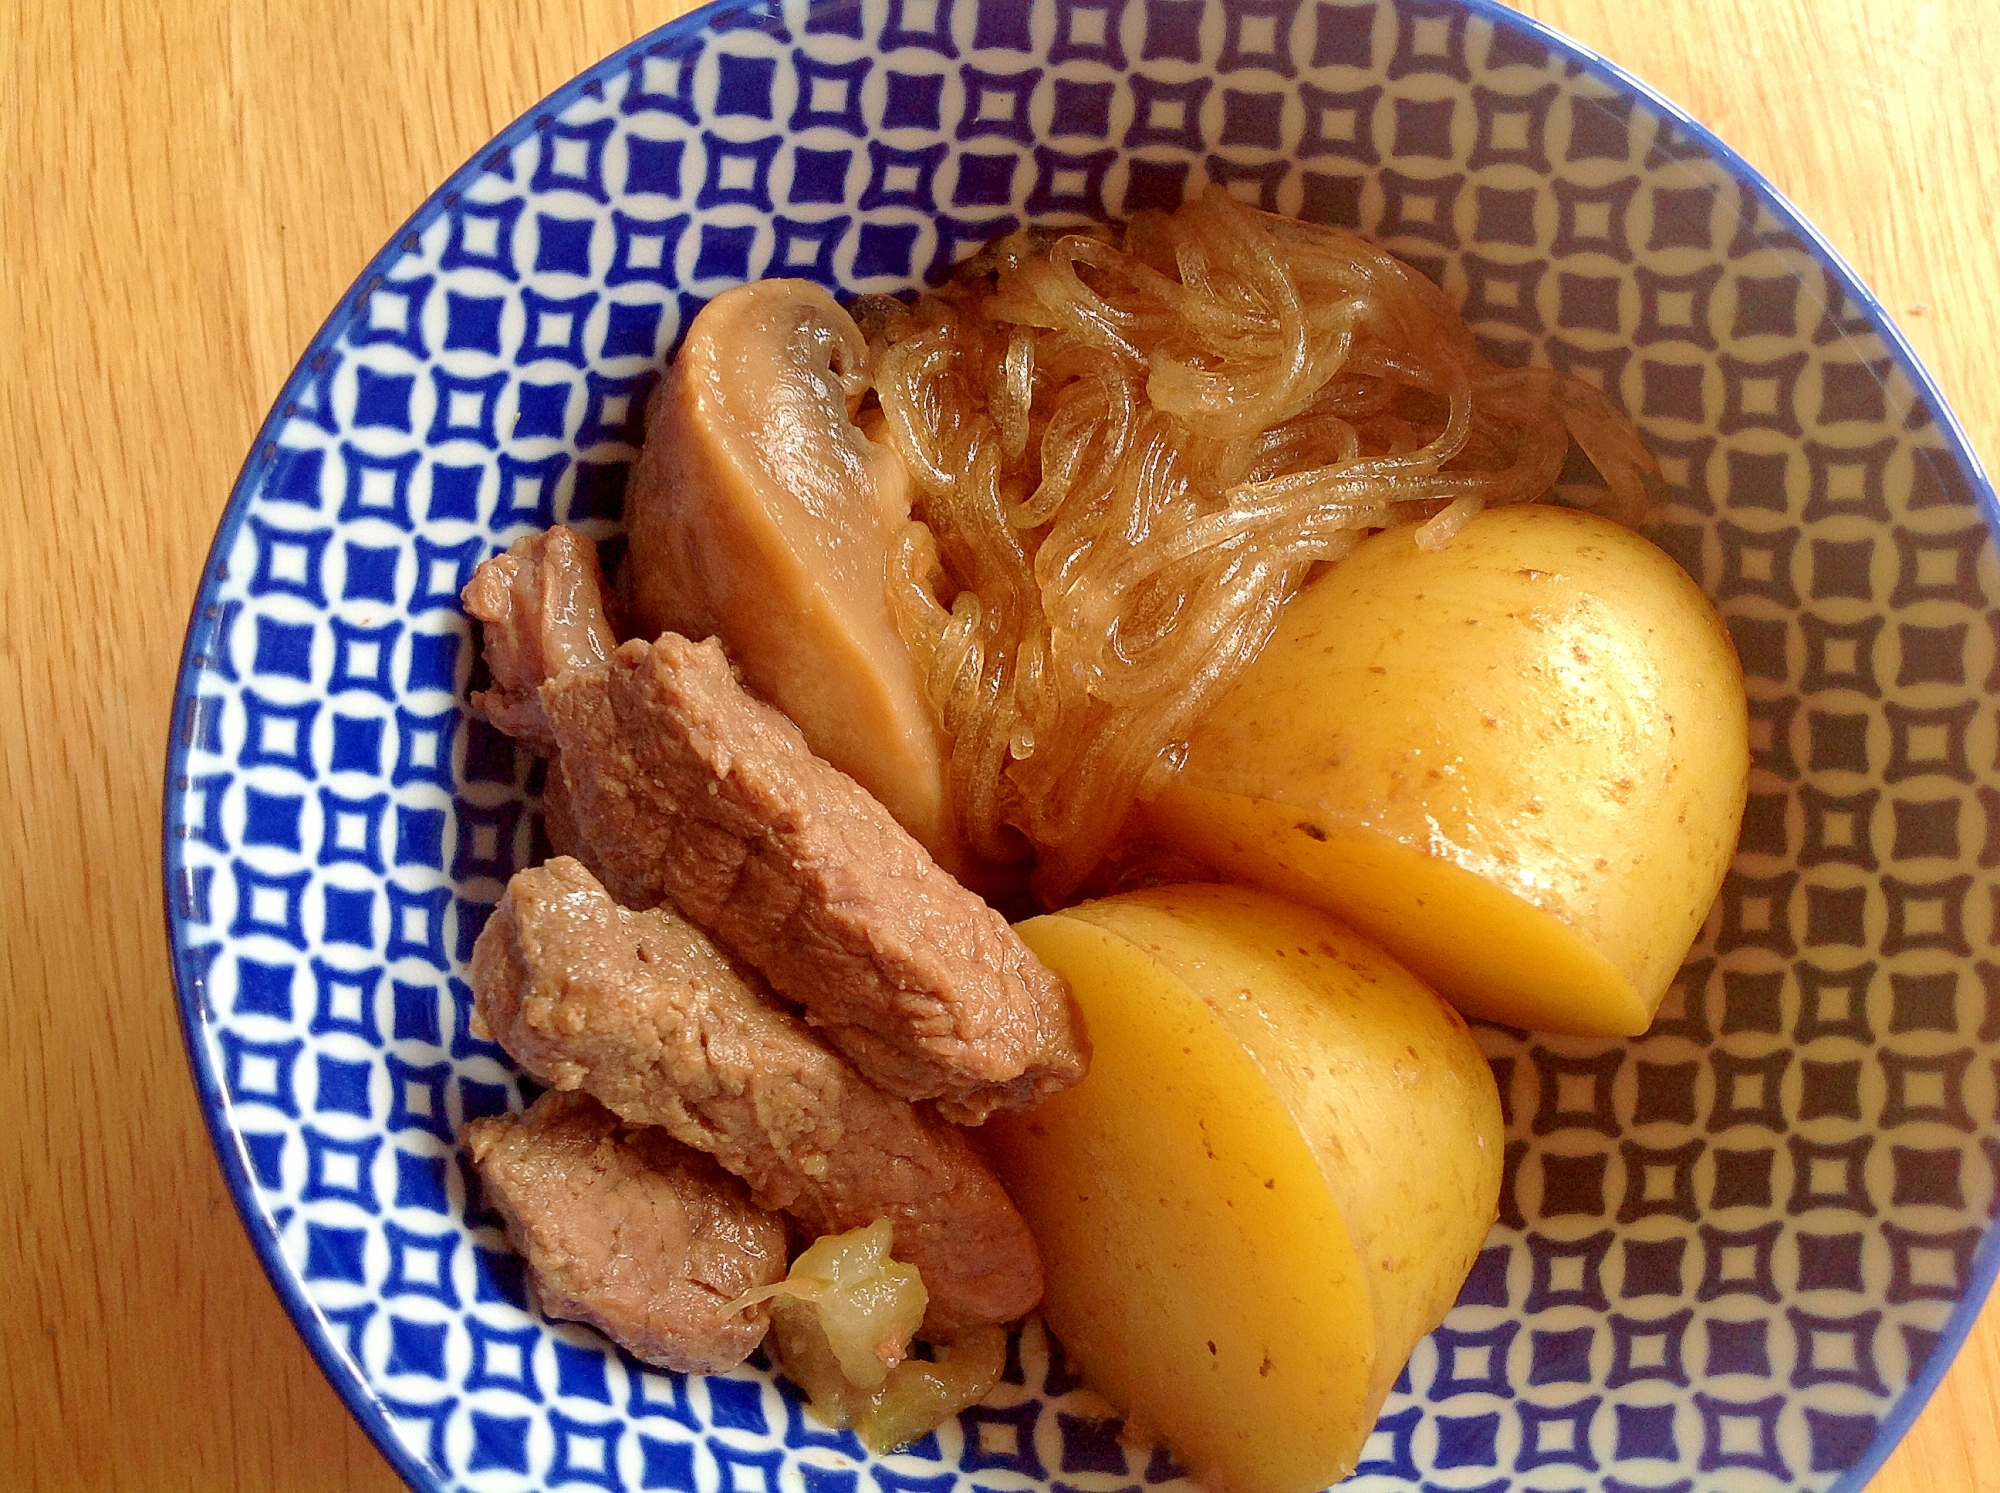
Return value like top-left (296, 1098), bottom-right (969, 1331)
top-left (1146, 504), bottom-right (1749, 1036)
top-left (984, 886), bottom-right (1501, 1493)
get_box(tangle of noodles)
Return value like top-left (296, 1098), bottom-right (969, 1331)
top-left (865, 189), bottom-right (1659, 902)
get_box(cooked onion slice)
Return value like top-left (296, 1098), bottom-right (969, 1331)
top-left (727, 1219), bottom-right (926, 1392)
top-left (733, 1219), bottom-right (1006, 1452)
top-left (767, 1298), bottom-right (1007, 1453)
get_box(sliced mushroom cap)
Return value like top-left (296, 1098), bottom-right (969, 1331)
top-left (627, 279), bottom-right (963, 874)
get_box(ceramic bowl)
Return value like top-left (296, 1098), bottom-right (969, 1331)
top-left (164, 1), bottom-right (2000, 1488)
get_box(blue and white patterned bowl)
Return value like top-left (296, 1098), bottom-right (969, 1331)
top-left (164, 1), bottom-right (2000, 1488)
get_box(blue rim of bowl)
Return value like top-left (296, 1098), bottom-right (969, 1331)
top-left (161, 2), bottom-right (2000, 1488)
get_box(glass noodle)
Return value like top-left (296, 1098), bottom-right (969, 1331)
top-left (863, 189), bottom-right (1658, 902)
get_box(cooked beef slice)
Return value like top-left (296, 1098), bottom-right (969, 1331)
top-left (461, 525), bottom-right (618, 752)
top-left (471, 856), bottom-right (1044, 1334)
top-left (462, 1088), bottom-right (786, 1373)
top-left (538, 760), bottom-right (597, 870)
top-left (541, 633), bottom-right (1087, 1124)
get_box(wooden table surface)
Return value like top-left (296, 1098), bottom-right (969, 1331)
top-left (5, 1), bottom-right (1997, 1488)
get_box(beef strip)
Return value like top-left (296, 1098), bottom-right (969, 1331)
top-left (538, 759), bottom-right (598, 871)
top-left (461, 526), bottom-right (619, 752)
top-left (542, 633), bottom-right (1088, 1124)
top-left (463, 1088), bottom-right (787, 1373)
top-left (471, 856), bottom-right (1043, 1334)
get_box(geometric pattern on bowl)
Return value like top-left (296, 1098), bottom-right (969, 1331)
top-left (162, 0), bottom-right (2000, 1487)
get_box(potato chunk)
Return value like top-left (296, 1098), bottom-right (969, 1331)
top-left (984, 886), bottom-right (1501, 1493)
top-left (1146, 504), bottom-right (1749, 1035)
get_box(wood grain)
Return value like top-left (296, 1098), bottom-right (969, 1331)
top-left (3, 2), bottom-right (1993, 1488)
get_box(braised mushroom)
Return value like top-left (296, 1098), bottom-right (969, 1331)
top-left (626, 279), bottom-right (964, 873)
